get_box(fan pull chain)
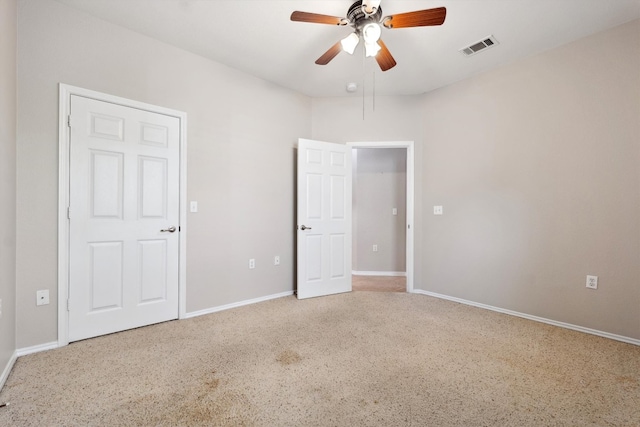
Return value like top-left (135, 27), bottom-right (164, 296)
top-left (362, 50), bottom-right (366, 120)
top-left (362, 78), bottom-right (365, 120)
top-left (373, 71), bottom-right (376, 112)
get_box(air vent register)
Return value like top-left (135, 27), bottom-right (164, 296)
top-left (460, 35), bottom-right (499, 57)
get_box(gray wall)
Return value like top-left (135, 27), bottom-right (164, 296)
top-left (16, 0), bottom-right (311, 348)
top-left (418, 18), bottom-right (640, 339)
top-left (353, 148), bottom-right (406, 273)
top-left (312, 20), bottom-right (640, 340)
top-left (0, 0), bottom-right (17, 376)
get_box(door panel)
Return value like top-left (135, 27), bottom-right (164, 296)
top-left (139, 240), bottom-right (167, 303)
top-left (89, 241), bottom-right (123, 311)
top-left (139, 156), bottom-right (167, 218)
top-left (69, 95), bottom-right (179, 342)
top-left (330, 234), bottom-right (346, 278)
top-left (297, 138), bottom-right (352, 299)
top-left (305, 235), bottom-right (323, 282)
top-left (90, 113), bottom-right (124, 140)
top-left (306, 174), bottom-right (323, 219)
top-left (330, 175), bottom-right (346, 218)
top-left (91, 150), bottom-right (124, 218)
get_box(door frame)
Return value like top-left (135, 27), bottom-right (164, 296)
top-left (347, 141), bottom-right (414, 293)
top-left (57, 84), bottom-right (188, 347)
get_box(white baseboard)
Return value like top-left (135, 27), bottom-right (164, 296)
top-left (0, 350), bottom-right (18, 391)
top-left (183, 290), bottom-right (294, 319)
top-left (9, 292), bottom-right (294, 362)
top-left (16, 341), bottom-right (59, 357)
top-left (2, 342), bottom-right (59, 391)
top-left (352, 271), bottom-right (407, 277)
top-left (413, 289), bottom-right (640, 347)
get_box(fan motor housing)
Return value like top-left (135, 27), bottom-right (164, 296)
top-left (347, 0), bottom-right (383, 30)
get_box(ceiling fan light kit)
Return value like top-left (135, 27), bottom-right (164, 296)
top-left (290, 0), bottom-right (446, 72)
top-left (341, 33), bottom-right (360, 54)
top-left (363, 22), bottom-right (382, 44)
top-left (365, 40), bottom-right (382, 58)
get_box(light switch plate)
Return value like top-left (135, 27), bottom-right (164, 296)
top-left (190, 201), bottom-right (198, 213)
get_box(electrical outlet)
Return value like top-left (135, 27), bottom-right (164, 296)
top-left (373, 244), bottom-right (378, 252)
top-left (249, 259), bottom-right (255, 269)
top-left (274, 256), bottom-right (280, 266)
top-left (36, 290), bottom-right (50, 306)
top-left (586, 275), bottom-right (598, 289)
top-left (434, 206), bottom-right (443, 215)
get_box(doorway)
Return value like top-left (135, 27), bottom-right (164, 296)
top-left (348, 141), bottom-right (414, 293)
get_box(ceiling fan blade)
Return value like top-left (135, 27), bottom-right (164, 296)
top-left (315, 41), bottom-right (343, 65)
top-left (291, 11), bottom-right (348, 26)
top-left (375, 39), bottom-right (397, 72)
top-left (382, 7), bottom-right (446, 29)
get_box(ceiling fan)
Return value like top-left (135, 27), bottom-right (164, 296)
top-left (290, 0), bottom-right (446, 72)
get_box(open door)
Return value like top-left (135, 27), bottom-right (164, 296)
top-left (297, 138), bottom-right (352, 299)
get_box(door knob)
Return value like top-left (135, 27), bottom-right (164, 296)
top-left (160, 226), bottom-right (176, 233)
top-left (300, 225), bottom-right (312, 230)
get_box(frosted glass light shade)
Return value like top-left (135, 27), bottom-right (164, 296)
top-left (365, 42), bottom-right (381, 57)
top-left (362, 23), bottom-right (381, 44)
top-left (340, 33), bottom-right (360, 55)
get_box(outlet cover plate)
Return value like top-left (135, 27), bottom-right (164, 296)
top-left (37, 289), bottom-right (50, 306)
top-left (586, 275), bottom-right (598, 289)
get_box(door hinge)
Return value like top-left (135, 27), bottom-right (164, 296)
top-left (67, 206), bottom-right (71, 219)
top-left (67, 115), bottom-right (71, 128)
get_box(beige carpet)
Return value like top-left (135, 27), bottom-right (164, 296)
top-left (1, 292), bottom-right (638, 426)
top-left (352, 275), bottom-right (406, 292)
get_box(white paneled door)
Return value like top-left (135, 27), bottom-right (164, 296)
top-left (68, 95), bottom-right (180, 342)
top-left (297, 138), bottom-right (352, 299)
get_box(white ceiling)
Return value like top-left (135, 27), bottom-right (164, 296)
top-left (54, 0), bottom-right (640, 97)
